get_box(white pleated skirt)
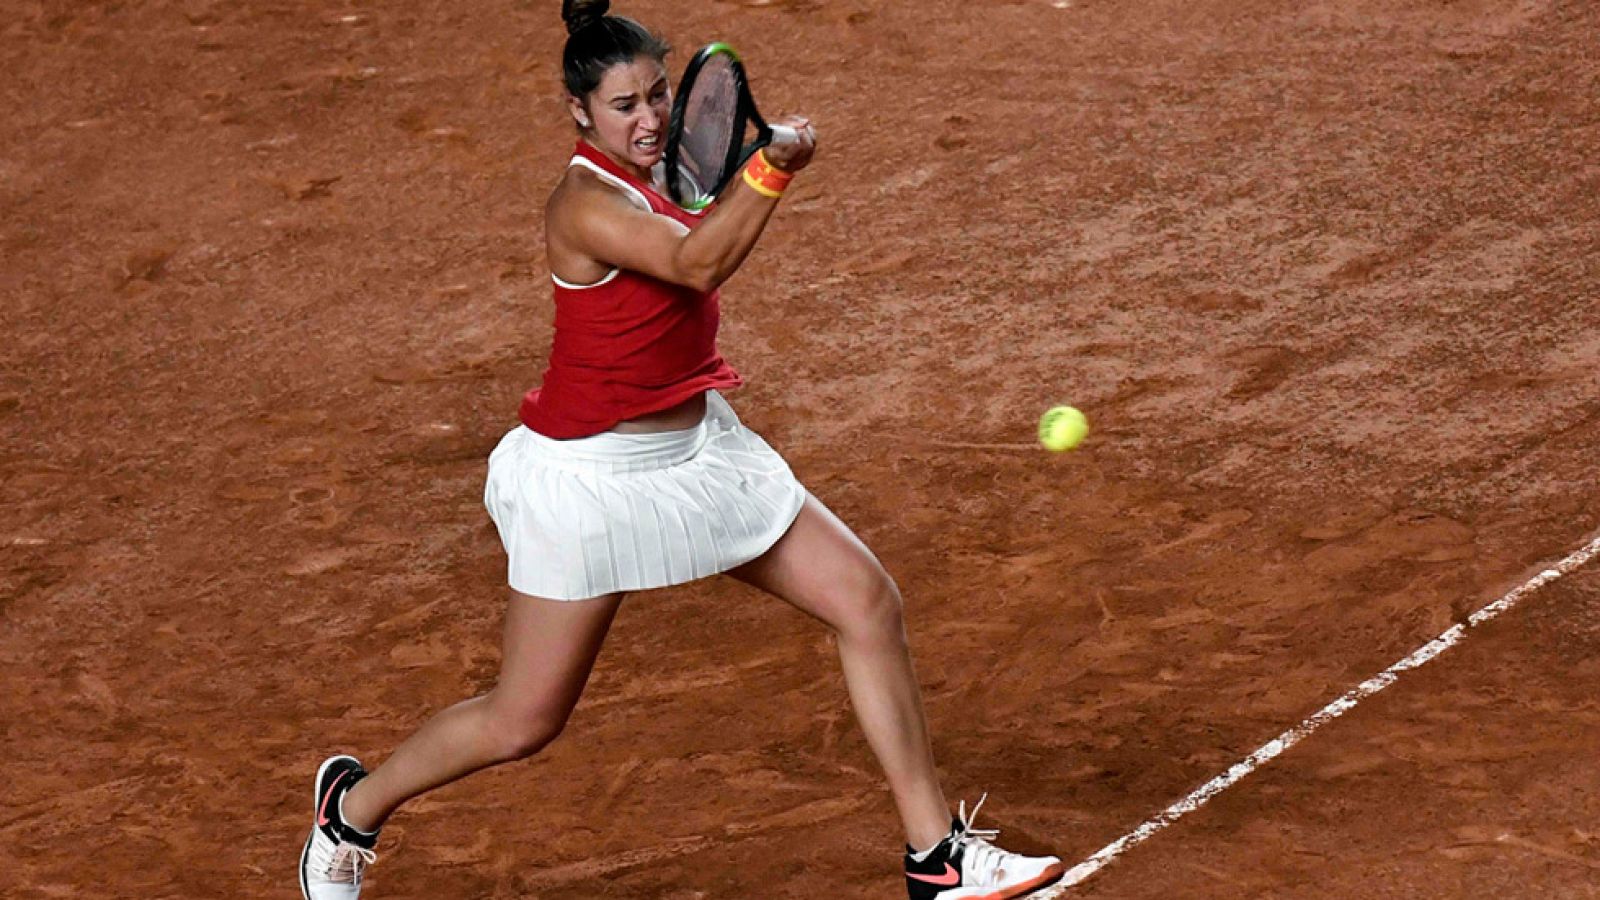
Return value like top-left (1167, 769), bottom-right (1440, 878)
top-left (482, 391), bottom-right (807, 601)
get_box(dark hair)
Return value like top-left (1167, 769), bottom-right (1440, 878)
top-left (561, 0), bottom-right (670, 99)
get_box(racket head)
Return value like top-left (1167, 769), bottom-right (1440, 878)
top-left (664, 42), bottom-right (773, 210)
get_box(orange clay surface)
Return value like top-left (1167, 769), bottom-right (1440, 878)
top-left (4, 0), bottom-right (1600, 897)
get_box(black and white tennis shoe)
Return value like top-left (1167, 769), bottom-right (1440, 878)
top-left (298, 755), bottom-right (379, 900)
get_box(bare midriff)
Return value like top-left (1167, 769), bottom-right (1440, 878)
top-left (608, 391), bottom-right (708, 434)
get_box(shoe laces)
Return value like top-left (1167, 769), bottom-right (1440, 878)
top-left (308, 832), bottom-right (378, 885)
top-left (952, 793), bottom-right (1019, 886)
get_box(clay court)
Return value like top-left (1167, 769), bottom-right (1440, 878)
top-left (5, 0), bottom-right (1600, 896)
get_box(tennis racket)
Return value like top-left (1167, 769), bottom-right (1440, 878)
top-left (663, 42), bottom-right (800, 210)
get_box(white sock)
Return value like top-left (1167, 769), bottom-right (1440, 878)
top-left (909, 839), bottom-right (943, 863)
top-left (338, 793), bottom-right (379, 837)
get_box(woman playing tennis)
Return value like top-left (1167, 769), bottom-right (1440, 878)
top-left (298, 2), bottom-right (1064, 897)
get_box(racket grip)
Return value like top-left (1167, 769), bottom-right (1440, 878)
top-left (768, 124), bottom-right (802, 145)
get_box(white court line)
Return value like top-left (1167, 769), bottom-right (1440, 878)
top-left (1038, 530), bottom-right (1600, 896)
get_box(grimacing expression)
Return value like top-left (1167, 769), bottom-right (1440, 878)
top-left (572, 57), bottom-right (671, 170)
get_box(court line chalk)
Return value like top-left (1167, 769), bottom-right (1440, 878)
top-left (1038, 530), bottom-right (1600, 896)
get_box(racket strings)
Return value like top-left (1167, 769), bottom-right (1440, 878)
top-left (674, 57), bottom-right (743, 206)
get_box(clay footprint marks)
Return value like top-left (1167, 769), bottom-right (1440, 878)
top-left (1227, 346), bottom-right (1309, 402)
top-left (1324, 231), bottom-right (1440, 289)
top-left (1301, 508), bottom-right (1478, 575)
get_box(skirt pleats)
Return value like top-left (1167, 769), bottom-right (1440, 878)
top-left (483, 391), bottom-right (806, 600)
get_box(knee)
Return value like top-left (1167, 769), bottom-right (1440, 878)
top-left (833, 572), bottom-right (907, 645)
top-left (482, 700), bottom-right (570, 762)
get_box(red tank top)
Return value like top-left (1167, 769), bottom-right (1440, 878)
top-left (519, 142), bottom-right (743, 439)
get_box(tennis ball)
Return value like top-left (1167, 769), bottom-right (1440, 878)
top-left (1039, 405), bottom-right (1089, 451)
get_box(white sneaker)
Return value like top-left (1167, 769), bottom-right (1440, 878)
top-left (298, 755), bottom-right (379, 899)
top-left (903, 795), bottom-right (1064, 900)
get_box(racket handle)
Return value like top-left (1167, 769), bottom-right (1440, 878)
top-left (768, 124), bottom-right (802, 145)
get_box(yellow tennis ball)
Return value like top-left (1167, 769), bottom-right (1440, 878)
top-left (1039, 405), bottom-right (1089, 451)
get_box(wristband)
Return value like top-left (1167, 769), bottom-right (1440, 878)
top-left (741, 150), bottom-right (793, 199)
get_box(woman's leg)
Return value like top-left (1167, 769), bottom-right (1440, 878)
top-left (339, 589), bottom-right (624, 832)
top-left (727, 493), bottom-right (952, 851)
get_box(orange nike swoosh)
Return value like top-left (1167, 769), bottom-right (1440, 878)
top-left (316, 771), bottom-right (349, 827)
top-left (906, 862), bottom-right (960, 886)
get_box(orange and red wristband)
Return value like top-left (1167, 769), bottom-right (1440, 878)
top-left (742, 150), bottom-right (793, 199)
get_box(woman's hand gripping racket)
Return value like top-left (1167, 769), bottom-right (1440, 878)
top-left (663, 42), bottom-right (815, 210)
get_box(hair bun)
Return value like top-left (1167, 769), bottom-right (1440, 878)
top-left (562, 0), bottom-right (610, 35)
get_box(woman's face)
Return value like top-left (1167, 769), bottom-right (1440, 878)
top-left (571, 56), bottom-right (671, 171)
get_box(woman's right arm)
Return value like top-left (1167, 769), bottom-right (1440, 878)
top-left (557, 118), bottom-right (817, 293)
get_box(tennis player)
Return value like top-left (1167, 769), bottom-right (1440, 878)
top-left (297, 2), bottom-right (1064, 898)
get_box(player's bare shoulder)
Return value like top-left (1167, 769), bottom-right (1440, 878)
top-left (547, 167), bottom-right (657, 237)
top-left (546, 165), bottom-right (610, 232)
